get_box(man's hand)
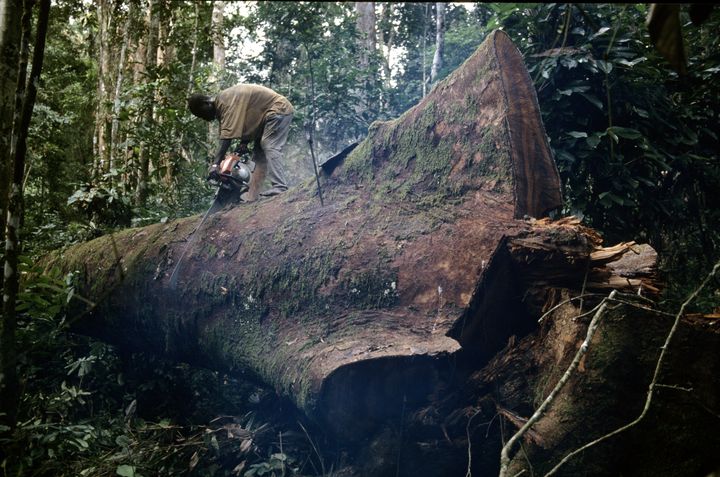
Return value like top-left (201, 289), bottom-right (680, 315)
top-left (235, 142), bottom-right (250, 155)
top-left (207, 163), bottom-right (220, 181)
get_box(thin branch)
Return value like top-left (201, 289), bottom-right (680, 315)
top-left (465, 408), bottom-right (483, 477)
top-left (537, 293), bottom-right (606, 323)
top-left (499, 290), bottom-right (618, 476)
top-left (543, 259), bottom-right (720, 476)
top-left (538, 292), bottom-right (666, 324)
top-left (297, 420), bottom-right (326, 477)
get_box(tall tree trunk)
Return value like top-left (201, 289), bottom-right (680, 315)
top-left (376, 3), bottom-right (395, 112)
top-left (354, 2), bottom-right (376, 120)
top-left (94, 0), bottom-right (111, 177)
top-left (207, 1), bottom-right (225, 161)
top-left (2, 0), bottom-right (49, 432)
top-left (174, 1), bottom-right (199, 169)
top-left (421, 3), bottom-right (429, 97)
top-left (1, 0), bottom-right (30, 434)
top-left (355, 2), bottom-right (376, 71)
top-left (123, 2), bottom-right (148, 195)
top-left (109, 2), bottom-right (133, 174)
top-left (134, 0), bottom-right (158, 207)
top-left (430, 2), bottom-right (445, 83)
top-left (187, 1), bottom-right (199, 95)
top-left (156, 1), bottom-right (175, 185)
top-left (376, 3), bottom-right (391, 84)
top-left (0, 0), bottom-right (22, 256)
top-left (211, 0), bottom-right (225, 73)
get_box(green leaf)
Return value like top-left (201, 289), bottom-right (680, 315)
top-left (616, 57), bottom-right (646, 67)
top-left (580, 93), bottom-right (604, 110)
top-left (567, 131), bottom-right (588, 138)
top-left (607, 126), bottom-right (642, 140)
top-left (116, 464), bottom-right (136, 477)
top-left (633, 106), bottom-right (649, 118)
top-left (596, 60), bottom-right (613, 74)
top-left (591, 26), bottom-right (611, 39)
top-left (586, 134), bottom-right (603, 149)
top-left (606, 129), bottom-right (619, 143)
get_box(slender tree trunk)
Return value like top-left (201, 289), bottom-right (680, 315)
top-left (1, 0), bottom-right (30, 427)
top-left (355, 2), bottom-right (376, 70)
top-left (211, 0), bottom-right (225, 73)
top-left (430, 2), bottom-right (445, 83)
top-left (377, 3), bottom-right (394, 85)
top-left (135, 0), bottom-right (158, 207)
top-left (207, 1), bottom-right (225, 159)
top-left (94, 0), bottom-right (111, 176)
top-left (2, 0), bottom-right (49, 432)
top-left (109, 2), bottom-right (133, 174)
top-left (156, 1), bottom-right (176, 184)
top-left (176, 1), bottom-right (199, 168)
top-left (123, 2), bottom-right (148, 195)
top-left (421, 3), bottom-right (428, 97)
top-left (0, 0), bottom-right (22, 255)
top-left (354, 2), bottom-right (376, 120)
top-left (187, 1), bottom-right (198, 95)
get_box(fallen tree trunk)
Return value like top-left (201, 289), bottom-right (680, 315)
top-left (49, 30), bottom-right (564, 432)
top-left (44, 30), bottom-right (720, 475)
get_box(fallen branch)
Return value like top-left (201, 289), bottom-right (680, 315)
top-left (543, 259), bottom-right (720, 476)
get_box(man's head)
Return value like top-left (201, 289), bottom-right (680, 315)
top-left (188, 94), bottom-right (217, 121)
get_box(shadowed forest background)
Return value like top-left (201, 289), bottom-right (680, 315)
top-left (1, 2), bottom-right (719, 476)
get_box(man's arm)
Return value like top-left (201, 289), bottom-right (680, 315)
top-left (213, 138), bottom-right (232, 165)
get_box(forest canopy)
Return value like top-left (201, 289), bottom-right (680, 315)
top-left (1, 2), bottom-right (719, 476)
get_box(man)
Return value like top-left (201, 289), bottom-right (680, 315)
top-left (188, 84), bottom-right (294, 198)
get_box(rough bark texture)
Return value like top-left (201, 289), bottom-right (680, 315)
top-left (44, 31), bottom-right (720, 475)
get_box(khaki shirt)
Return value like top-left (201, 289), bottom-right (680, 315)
top-left (215, 84), bottom-right (294, 141)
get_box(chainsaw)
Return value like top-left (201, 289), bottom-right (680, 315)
top-left (169, 153), bottom-right (255, 289)
top-left (208, 153), bottom-right (255, 193)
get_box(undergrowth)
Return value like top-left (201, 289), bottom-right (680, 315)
top-left (0, 259), bottom-right (328, 477)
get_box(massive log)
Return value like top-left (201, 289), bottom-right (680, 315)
top-left (51, 30), bottom-right (562, 429)
top-left (45, 30), bottom-right (720, 475)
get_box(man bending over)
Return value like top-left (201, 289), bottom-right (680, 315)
top-left (188, 84), bottom-right (294, 198)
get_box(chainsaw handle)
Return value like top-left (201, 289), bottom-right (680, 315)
top-left (207, 164), bottom-right (220, 181)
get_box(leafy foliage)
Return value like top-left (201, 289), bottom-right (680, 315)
top-left (2, 259), bottom-right (323, 476)
top-left (493, 3), bottom-right (720, 304)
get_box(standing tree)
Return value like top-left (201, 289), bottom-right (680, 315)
top-left (1, 0), bottom-right (50, 431)
top-left (430, 2), bottom-right (445, 84)
top-left (0, 0), bottom-right (21, 256)
top-left (134, 0), bottom-right (159, 206)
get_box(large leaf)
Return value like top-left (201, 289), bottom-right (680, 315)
top-left (116, 465), bottom-right (136, 477)
top-left (607, 126), bottom-right (643, 140)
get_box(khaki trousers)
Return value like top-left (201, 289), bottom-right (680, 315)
top-left (246, 113), bottom-right (293, 200)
